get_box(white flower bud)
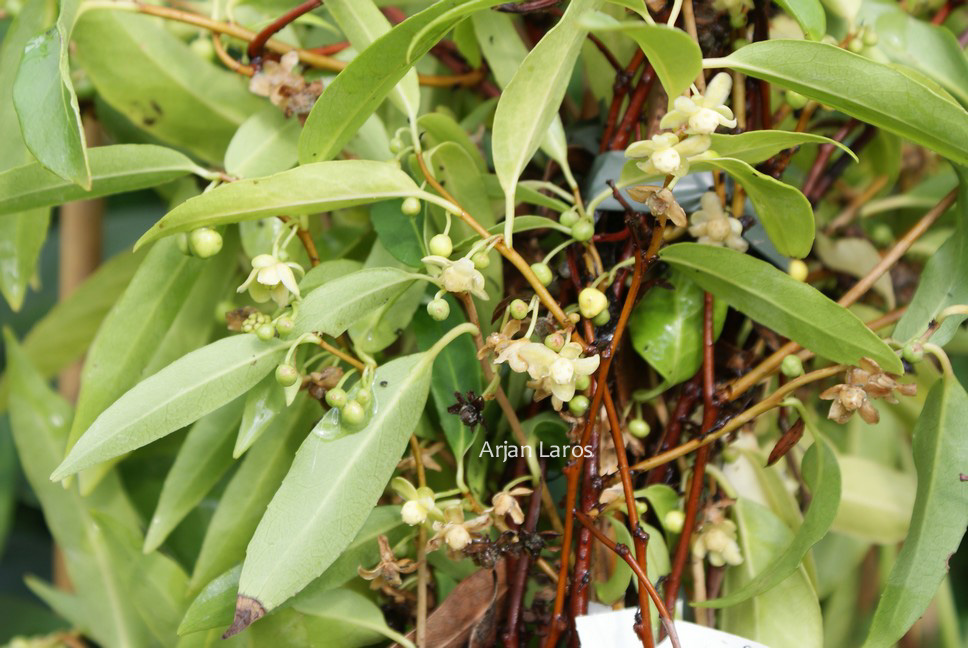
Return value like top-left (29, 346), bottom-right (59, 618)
top-left (401, 500), bottom-right (428, 526)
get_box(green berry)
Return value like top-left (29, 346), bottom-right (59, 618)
top-left (664, 510), bottom-right (685, 533)
top-left (531, 262), bottom-right (553, 287)
top-left (560, 209), bottom-right (580, 227)
top-left (848, 37), bottom-right (864, 53)
top-left (275, 316), bottom-right (295, 336)
top-left (578, 287), bottom-right (608, 320)
top-left (429, 234), bottom-right (453, 258)
top-left (628, 418), bottom-right (650, 438)
top-left (785, 90), bottom-right (808, 110)
top-left (215, 300), bottom-right (235, 323)
top-left (471, 251), bottom-right (490, 269)
top-left (544, 333), bottom-right (565, 352)
top-left (325, 387), bottom-right (347, 409)
top-left (780, 354), bottom-right (804, 378)
top-left (401, 197), bottom-right (422, 216)
top-left (389, 137), bottom-right (404, 154)
top-left (571, 219), bottom-right (595, 243)
top-left (871, 223), bottom-right (893, 246)
top-left (342, 400), bottom-right (366, 426)
top-left (593, 309), bottom-right (610, 326)
top-left (427, 298), bottom-right (450, 321)
top-left (509, 299), bottom-right (529, 320)
top-left (862, 28), bottom-right (878, 47)
top-left (568, 395), bottom-right (590, 417)
top-left (256, 323), bottom-right (276, 341)
top-left (902, 342), bottom-right (924, 364)
top-left (729, 12), bottom-right (746, 28)
top-left (275, 364), bottom-right (299, 387)
top-left (190, 37), bottom-right (215, 62)
top-left (355, 387), bottom-right (372, 408)
top-left (732, 37), bottom-right (749, 50)
top-left (189, 227), bottom-right (223, 258)
top-left (575, 374), bottom-right (591, 391)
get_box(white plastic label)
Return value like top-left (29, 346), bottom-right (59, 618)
top-left (575, 607), bottom-right (768, 648)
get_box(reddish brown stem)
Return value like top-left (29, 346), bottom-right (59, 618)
top-left (802, 119), bottom-right (857, 198)
top-left (568, 424), bottom-right (601, 645)
top-left (610, 66), bottom-right (656, 151)
top-left (646, 375), bottom-right (701, 486)
top-left (503, 475), bottom-right (544, 647)
top-left (247, 0), bottom-right (321, 62)
top-left (602, 51), bottom-right (646, 152)
top-left (663, 293), bottom-right (717, 613)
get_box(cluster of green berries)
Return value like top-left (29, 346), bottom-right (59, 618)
top-left (178, 227), bottom-right (223, 259)
top-left (560, 209), bottom-right (595, 243)
top-left (847, 26), bottom-right (878, 54)
top-left (324, 386), bottom-right (371, 427)
top-left (241, 312), bottom-right (271, 335)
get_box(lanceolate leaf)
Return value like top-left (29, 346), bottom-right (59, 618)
top-left (862, 377), bottom-right (968, 648)
top-left (492, 0), bottom-right (602, 244)
top-left (708, 41), bottom-right (968, 165)
top-left (0, 144), bottom-right (202, 215)
top-left (136, 161), bottom-right (427, 247)
top-left (299, 0), bottom-right (473, 164)
top-left (51, 335), bottom-right (289, 481)
top-left (232, 352), bottom-right (436, 629)
top-left (659, 244), bottom-right (903, 373)
top-left (773, 0), bottom-right (825, 41)
top-left (293, 267), bottom-right (424, 338)
top-left (582, 14), bottom-right (703, 103)
top-left (224, 108), bottom-right (299, 179)
top-left (894, 171), bottom-right (967, 346)
top-left (74, 10), bottom-right (263, 163)
top-left (0, 212), bottom-right (50, 311)
top-left (190, 398), bottom-right (313, 592)
top-left (708, 131), bottom-right (856, 165)
top-left (13, 0), bottom-right (90, 187)
top-left (144, 397), bottom-right (246, 553)
top-left (699, 440), bottom-right (840, 608)
top-left (233, 373), bottom-right (287, 459)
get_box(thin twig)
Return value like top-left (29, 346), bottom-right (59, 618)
top-left (248, 0), bottom-right (320, 62)
top-left (410, 436), bottom-right (428, 648)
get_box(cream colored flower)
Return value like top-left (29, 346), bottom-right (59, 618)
top-left (422, 256), bottom-right (489, 300)
top-left (660, 73), bottom-right (737, 135)
top-left (693, 518), bottom-right (743, 567)
top-left (237, 253), bottom-right (304, 307)
top-left (519, 342), bottom-right (600, 410)
top-left (626, 133), bottom-right (712, 178)
top-left (427, 505), bottom-right (491, 552)
top-left (492, 486), bottom-right (532, 525)
top-left (391, 477), bottom-right (438, 526)
top-left (688, 192), bottom-right (748, 252)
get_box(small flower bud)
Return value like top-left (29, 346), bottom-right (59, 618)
top-left (342, 400), bottom-right (366, 427)
top-left (787, 259), bottom-right (809, 282)
top-left (729, 11), bottom-right (746, 28)
top-left (544, 333), bottom-right (565, 352)
top-left (429, 234), bottom-right (453, 258)
top-left (571, 219), bottom-right (595, 242)
top-left (568, 394), bottom-right (590, 417)
top-left (902, 342), bottom-right (924, 364)
top-left (871, 224), bottom-right (893, 246)
top-left (471, 251), bottom-right (490, 269)
top-left (575, 374), bottom-right (591, 391)
top-left (628, 418), bottom-right (650, 438)
top-left (355, 387), bottom-right (372, 408)
top-left (509, 299), bottom-right (529, 320)
top-left (568, 312), bottom-right (581, 324)
top-left (189, 227), bottom-right (223, 258)
top-left (325, 387), bottom-right (347, 409)
top-left (401, 500), bottom-right (427, 525)
top-left (275, 316), bottom-right (295, 335)
top-left (862, 28), bottom-right (878, 46)
top-left (664, 510), bottom-right (685, 533)
top-left (256, 323), bottom-right (276, 341)
top-left (275, 364), bottom-right (299, 387)
top-left (781, 354), bottom-right (805, 378)
top-left (578, 287), bottom-right (608, 320)
top-left (401, 197), bottom-right (422, 216)
top-left (560, 209), bottom-right (580, 227)
top-left (531, 262), bottom-right (553, 287)
top-left (427, 298), bottom-right (450, 321)
top-left (389, 137), bottom-right (404, 154)
top-left (593, 309), bottom-right (610, 326)
top-left (848, 37), bottom-right (864, 53)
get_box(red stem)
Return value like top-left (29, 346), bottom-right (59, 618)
top-left (247, 0), bottom-right (321, 61)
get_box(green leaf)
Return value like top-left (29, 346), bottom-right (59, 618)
top-left (235, 352), bottom-right (434, 618)
top-left (629, 269), bottom-right (727, 387)
top-left (659, 244), bottom-right (903, 372)
top-left (299, 258), bottom-right (364, 294)
top-left (720, 499), bottom-right (823, 648)
top-left (180, 565), bottom-right (242, 635)
top-left (144, 396), bottom-right (246, 553)
top-left (0, 211), bottom-right (50, 311)
top-left (233, 374), bottom-right (287, 458)
top-left (299, 0), bottom-right (469, 164)
top-left (0, 144), bottom-right (201, 215)
top-left (0, 248), bottom-right (145, 411)
top-left (453, 215), bottom-right (572, 252)
top-left (326, 0), bottom-right (420, 120)
top-left (137, 160), bottom-right (427, 247)
top-left (290, 588), bottom-right (412, 647)
top-left (51, 334), bottom-right (289, 481)
top-left (894, 171), bottom-right (966, 346)
top-left (418, 112), bottom-right (486, 171)
top-left (862, 377), bottom-right (968, 648)
top-left (832, 455), bottom-right (915, 544)
top-left (708, 131), bottom-right (856, 165)
top-left (709, 40), bottom-right (968, 166)
top-left (68, 237), bottom-right (205, 452)
top-left (814, 234), bottom-right (895, 309)
top-left (773, 0), bottom-right (825, 41)
top-left (582, 14), bottom-right (702, 103)
top-left (74, 10), bottom-right (263, 164)
top-left (699, 440), bottom-right (840, 607)
top-left (492, 0), bottom-right (602, 243)
top-left (13, 0), bottom-right (90, 188)
top-left (191, 397), bottom-right (313, 592)
top-left (371, 199), bottom-right (425, 268)
top-left (294, 266), bottom-right (423, 338)
top-left (5, 331), bottom-right (153, 647)
top-left (224, 107), bottom-right (300, 179)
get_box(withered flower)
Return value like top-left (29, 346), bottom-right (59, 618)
top-left (820, 357), bottom-right (916, 424)
top-left (358, 535), bottom-right (418, 602)
top-left (627, 185), bottom-right (688, 227)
